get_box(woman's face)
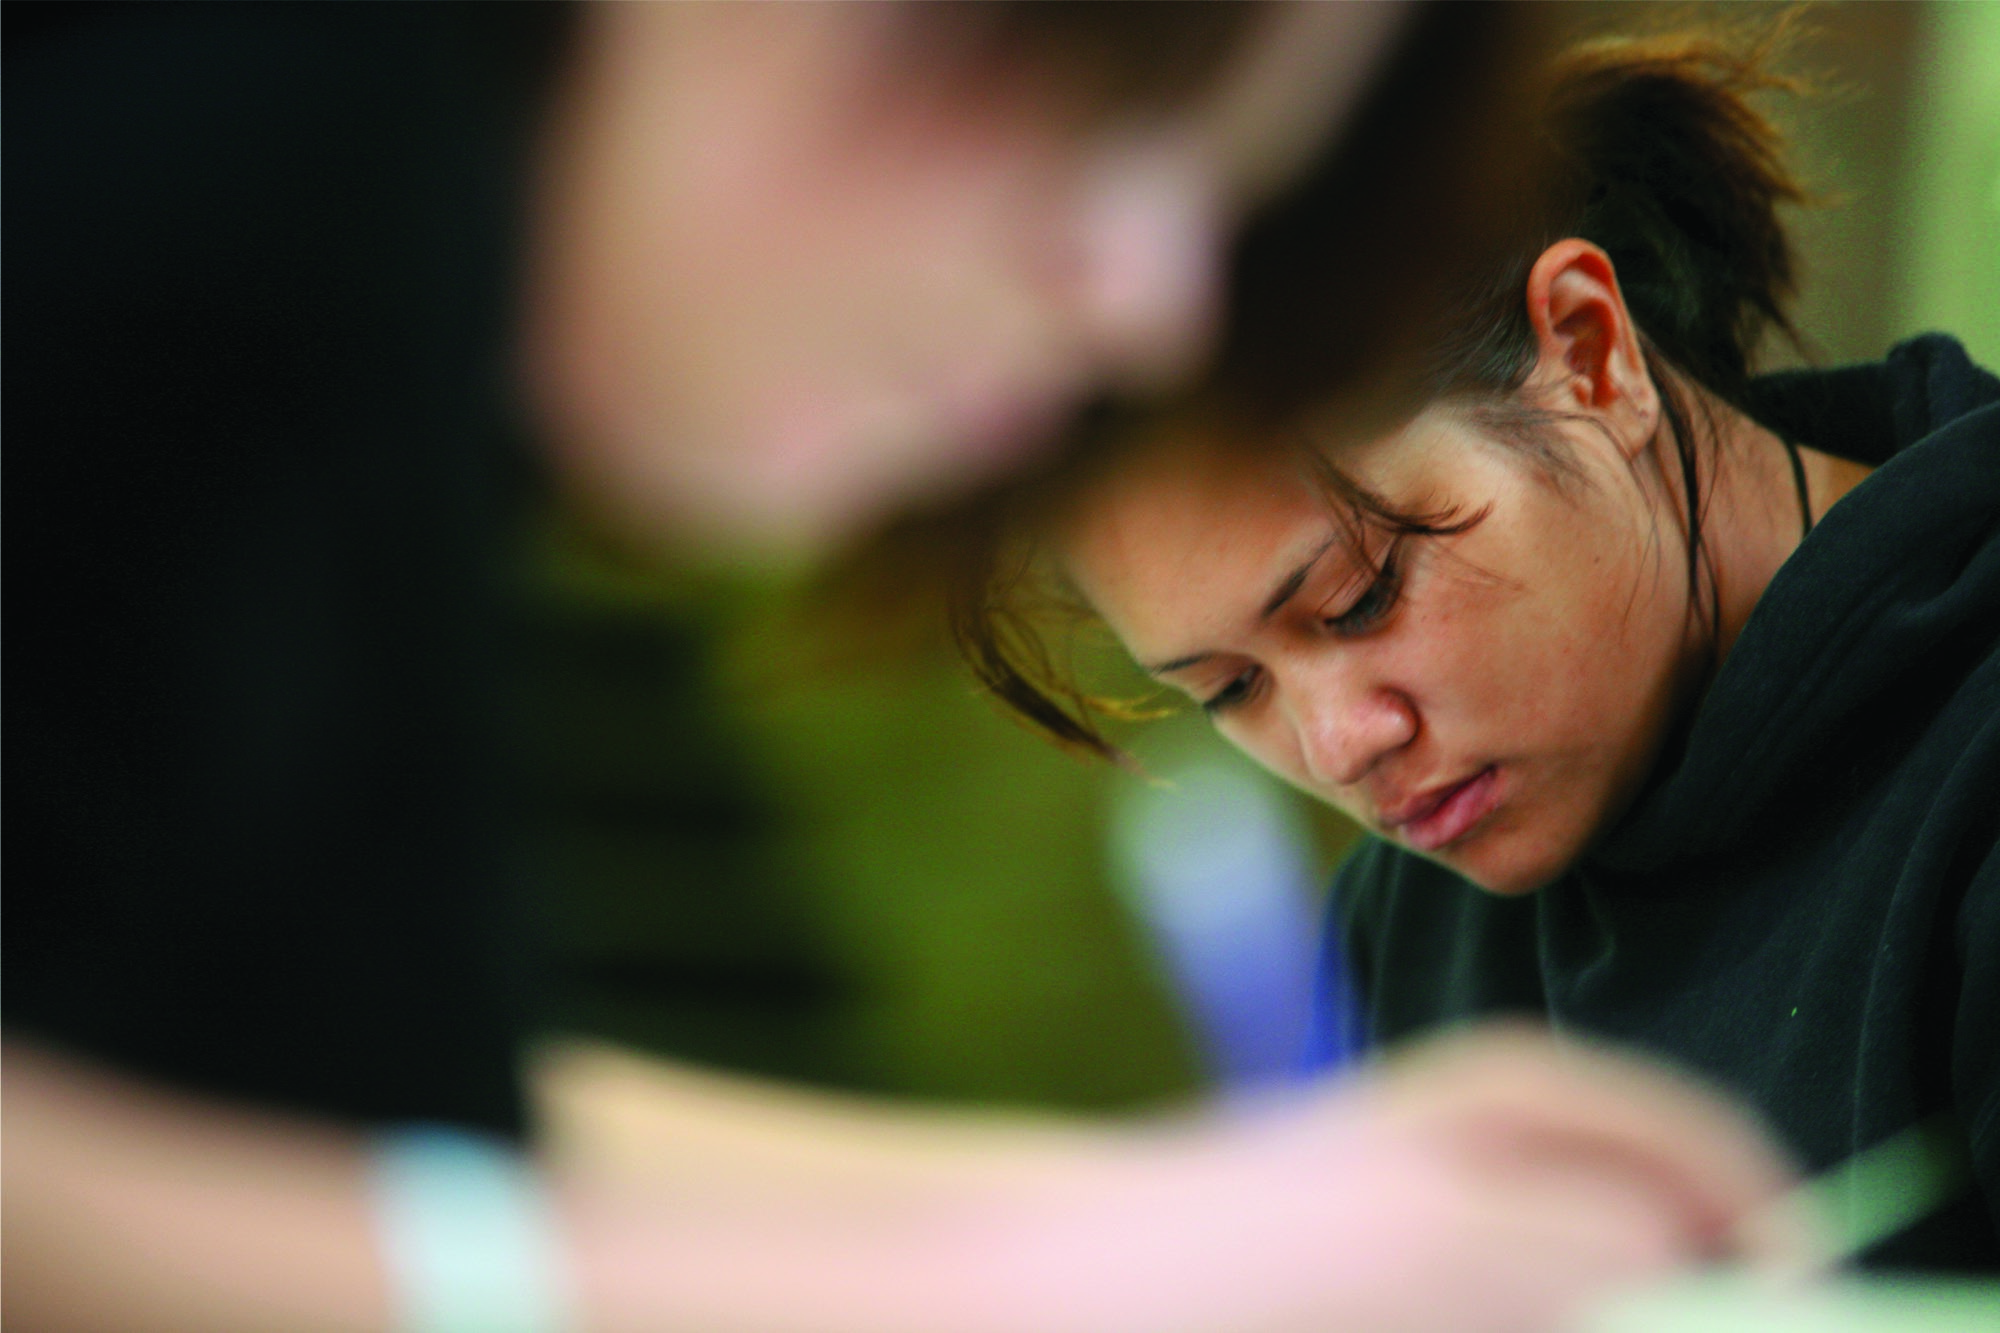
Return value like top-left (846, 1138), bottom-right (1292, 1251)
top-left (1064, 405), bottom-right (1702, 895)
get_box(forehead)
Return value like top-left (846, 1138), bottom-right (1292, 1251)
top-left (1061, 435), bottom-right (1332, 655)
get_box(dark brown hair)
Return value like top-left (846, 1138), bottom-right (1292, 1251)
top-left (938, 16), bottom-right (1814, 764)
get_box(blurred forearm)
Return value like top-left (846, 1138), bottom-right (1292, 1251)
top-left (3, 1026), bottom-right (1811, 1333)
top-left (0, 1038), bottom-right (1087, 1333)
top-left (0, 1040), bottom-right (971, 1333)
top-left (530, 1035), bottom-right (1105, 1206)
top-left (2, 1040), bottom-right (390, 1333)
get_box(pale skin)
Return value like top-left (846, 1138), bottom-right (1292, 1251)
top-left (523, 1), bottom-right (1397, 560)
top-left (1067, 240), bottom-right (1875, 896)
top-left (8, 8), bottom-right (1825, 1332)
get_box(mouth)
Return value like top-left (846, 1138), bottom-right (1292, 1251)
top-left (1380, 766), bottom-right (1500, 853)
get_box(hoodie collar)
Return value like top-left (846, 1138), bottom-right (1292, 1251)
top-left (1586, 336), bottom-right (2000, 874)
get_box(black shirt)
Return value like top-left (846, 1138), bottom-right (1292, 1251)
top-left (6, 3), bottom-right (569, 1136)
top-left (1326, 336), bottom-right (2000, 1272)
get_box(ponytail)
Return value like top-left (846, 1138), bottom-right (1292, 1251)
top-left (1433, 24), bottom-right (1810, 405)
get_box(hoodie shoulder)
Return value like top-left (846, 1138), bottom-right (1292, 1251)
top-left (1744, 334), bottom-right (2000, 466)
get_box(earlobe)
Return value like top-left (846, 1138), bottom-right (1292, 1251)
top-left (1522, 239), bottom-right (1658, 454)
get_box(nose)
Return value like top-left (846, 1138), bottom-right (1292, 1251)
top-left (1063, 139), bottom-right (1224, 391)
top-left (1291, 678), bottom-right (1419, 790)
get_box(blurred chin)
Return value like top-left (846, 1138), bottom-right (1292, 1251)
top-left (559, 378), bottom-right (1064, 564)
top-left (743, 392), bottom-right (1065, 556)
top-left (658, 432), bottom-right (964, 566)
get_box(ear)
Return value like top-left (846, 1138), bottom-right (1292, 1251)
top-left (1522, 239), bottom-right (1659, 458)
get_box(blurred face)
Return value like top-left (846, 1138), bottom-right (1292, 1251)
top-left (1064, 405), bottom-right (1704, 895)
top-left (528, 1), bottom-right (1406, 556)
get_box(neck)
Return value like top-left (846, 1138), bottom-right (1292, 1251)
top-left (1680, 395), bottom-right (1873, 665)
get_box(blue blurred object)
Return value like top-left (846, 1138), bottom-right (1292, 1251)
top-left (1302, 916), bottom-right (1367, 1079)
top-left (1108, 755), bottom-right (1361, 1092)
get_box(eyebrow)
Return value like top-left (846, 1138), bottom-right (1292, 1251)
top-left (1140, 535), bottom-right (1340, 677)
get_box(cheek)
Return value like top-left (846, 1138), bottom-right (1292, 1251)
top-left (1374, 561), bottom-right (1622, 799)
top-left (1535, 538), bottom-right (1689, 742)
top-left (1452, 529), bottom-right (1688, 855)
top-left (1453, 511), bottom-right (1671, 719)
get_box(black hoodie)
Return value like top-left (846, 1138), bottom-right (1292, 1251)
top-left (1328, 335), bottom-right (2000, 1273)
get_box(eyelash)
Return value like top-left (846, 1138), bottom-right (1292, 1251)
top-left (1199, 539), bottom-right (1408, 717)
top-left (1328, 539), bottom-right (1406, 637)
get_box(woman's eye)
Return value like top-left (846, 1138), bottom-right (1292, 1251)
top-left (1327, 541), bottom-right (1405, 636)
top-left (1200, 667), bottom-right (1261, 717)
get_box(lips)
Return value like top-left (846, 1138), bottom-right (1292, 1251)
top-left (1379, 766), bottom-right (1500, 853)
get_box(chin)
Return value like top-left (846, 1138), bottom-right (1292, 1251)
top-left (1441, 840), bottom-right (1573, 898)
top-left (1473, 873), bottom-right (1553, 898)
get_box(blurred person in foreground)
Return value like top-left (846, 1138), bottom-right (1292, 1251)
top-left (5, 5), bottom-right (1811, 1332)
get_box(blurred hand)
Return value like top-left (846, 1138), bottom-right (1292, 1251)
top-left (964, 1023), bottom-right (1809, 1333)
